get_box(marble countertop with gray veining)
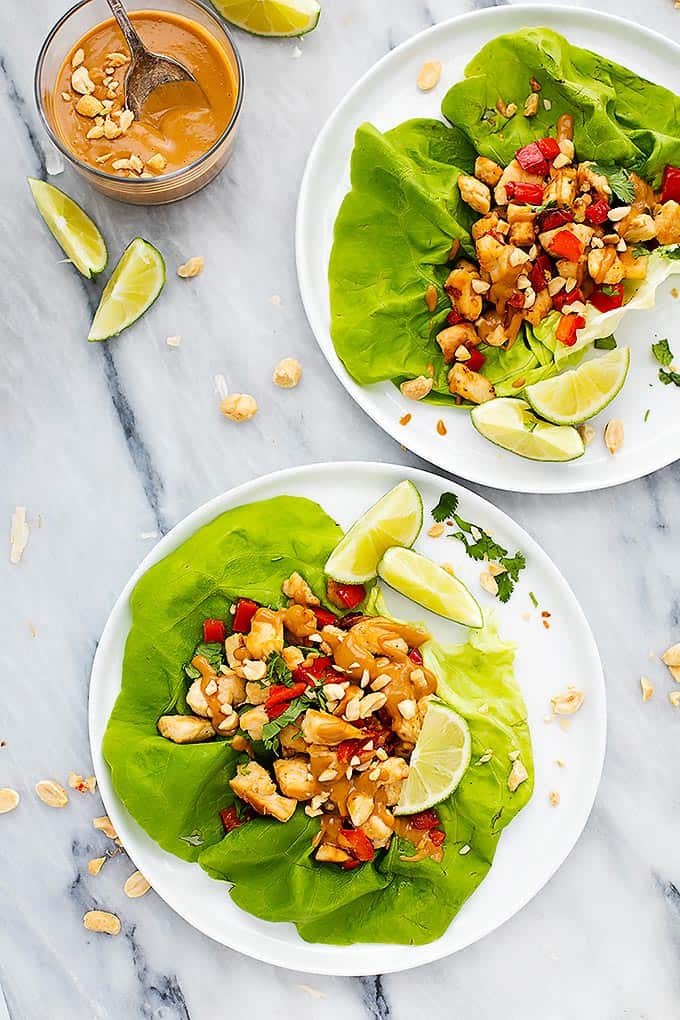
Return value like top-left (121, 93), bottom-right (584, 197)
top-left (2, 0), bottom-right (680, 1016)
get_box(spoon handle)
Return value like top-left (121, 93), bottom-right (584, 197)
top-left (105, 0), bottom-right (146, 58)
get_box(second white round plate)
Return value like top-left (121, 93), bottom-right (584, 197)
top-left (89, 462), bottom-right (605, 975)
top-left (296, 5), bottom-right (680, 493)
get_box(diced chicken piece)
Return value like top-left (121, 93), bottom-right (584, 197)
top-left (444, 264), bottom-right (484, 320)
top-left (494, 159), bottom-right (544, 205)
top-left (619, 212), bottom-right (656, 243)
top-left (273, 757), bottom-right (318, 801)
top-left (476, 233), bottom-right (507, 276)
top-left (186, 681), bottom-right (210, 717)
top-left (245, 681), bottom-right (268, 705)
top-left (361, 813), bottom-right (394, 848)
top-left (217, 671), bottom-right (246, 708)
top-left (631, 172), bottom-right (658, 210)
top-left (315, 844), bottom-right (351, 863)
top-left (587, 246), bottom-right (625, 285)
top-left (279, 723), bottom-right (309, 756)
top-left (523, 289), bottom-right (553, 326)
top-left (376, 757), bottom-right (410, 785)
top-left (543, 167), bottom-right (577, 207)
top-left (509, 221), bottom-right (536, 247)
top-left (654, 200), bottom-right (680, 245)
top-left (282, 572), bottom-right (320, 606)
top-left (555, 258), bottom-right (585, 283)
top-left (475, 155), bottom-right (503, 187)
top-left (240, 706), bottom-right (269, 741)
top-left (347, 790), bottom-right (375, 827)
top-left (471, 211), bottom-right (500, 241)
top-left (620, 248), bottom-right (649, 280)
top-left (282, 645), bottom-right (305, 670)
top-left (485, 243), bottom-right (529, 286)
top-left (448, 363), bottom-right (495, 404)
top-left (506, 203), bottom-right (536, 225)
top-left (157, 715), bottom-right (215, 744)
top-left (457, 174), bottom-right (491, 214)
top-left (245, 608), bottom-right (284, 660)
top-left (225, 633), bottom-right (245, 668)
top-left (301, 709), bottom-right (363, 746)
top-left (383, 782), bottom-right (404, 806)
top-left (436, 323), bottom-right (480, 363)
top-left (229, 761), bottom-right (296, 823)
top-left (577, 162), bottom-right (611, 200)
top-left (283, 604), bottom-right (318, 640)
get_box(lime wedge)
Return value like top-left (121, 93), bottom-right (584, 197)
top-left (325, 481), bottom-right (423, 583)
top-left (395, 700), bottom-right (471, 815)
top-left (28, 178), bottom-right (107, 279)
top-left (525, 347), bottom-right (630, 426)
top-left (209, 0), bottom-right (320, 36)
top-left (471, 398), bottom-right (585, 462)
top-left (377, 547), bottom-right (483, 629)
top-left (88, 238), bottom-right (165, 342)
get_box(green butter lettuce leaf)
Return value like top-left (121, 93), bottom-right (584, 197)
top-left (441, 28), bottom-right (680, 187)
top-left (102, 496), bottom-right (343, 862)
top-left (329, 119), bottom-right (477, 392)
top-left (199, 616), bottom-right (533, 946)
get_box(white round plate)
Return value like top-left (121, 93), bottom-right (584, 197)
top-left (296, 6), bottom-right (680, 494)
top-left (90, 462), bottom-right (605, 974)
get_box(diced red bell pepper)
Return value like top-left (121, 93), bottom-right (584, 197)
top-left (265, 681), bottom-right (307, 719)
top-left (589, 282), bottom-right (625, 312)
top-left (202, 618), bottom-right (226, 643)
top-left (661, 165), bottom-right (680, 204)
top-left (552, 287), bottom-right (585, 311)
top-left (555, 313), bottom-right (586, 347)
top-left (220, 805), bottom-right (251, 833)
top-left (341, 858), bottom-right (362, 870)
top-left (313, 606), bottom-right (338, 629)
top-left (446, 309), bottom-right (464, 326)
top-left (530, 253), bottom-right (552, 293)
top-left (411, 809), bottom-right (440, 830)
top-left (549, 230), bottom-right (583, 262)
top-left (408, 647), bottom-right (423, 665)
top-left (465, 347), bottom-right (486, 372)
top-left (293, 656), bottom-right (334, 685)
top-left (515, 141), bottom-right (549, 177)
top-left (507, 289), bottom-right (526, 310)
top-left (538, 208), bottom-right (574, 232)
top-left (505, 181), bottom-right (544, 205)
top-left (536, 136), bottom-right (561, 161)
top-left (232, 598), bottom-right (259, 633)
top-left (585, 199), bottom-right (611, 225)
top-left (430, 829), bottom-right (446, 847)
top-left (338, 828), bottom-right (375, 862)
top-left (332, 583), bottom-right (365, 610)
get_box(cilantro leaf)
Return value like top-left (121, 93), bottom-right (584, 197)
top-left (652, 338), bottom-right (674, 367)
top-left (431, 492), bottom-right (459, 523)
top-left (183, 641), bottom-right (224, 680)
top-left (591, 164), bottom-right (635, 204)
top-left (261, 695), bottom-right (313, 751)
top-left (657, 243), bottom-right (680, 260)
top-left (266, 650), bottom-right (293, 687)
top-left (448, 510), bottom-right (526, 602)
top-left (659, 367), bottom-right (680, 387)
top-left (594, 336), bottom-right (617, 350)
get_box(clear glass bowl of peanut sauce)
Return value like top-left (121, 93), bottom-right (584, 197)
top-left (35, 0), bottom-right (244, 205)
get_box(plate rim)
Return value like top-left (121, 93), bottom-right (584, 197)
top-left (295, 3), bottom-right (680, 495)
top-left (89, 460), bottom-right (606, 975)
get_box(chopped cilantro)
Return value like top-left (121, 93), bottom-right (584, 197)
top-left (431, 491), bottom-right (459, 523)
top-left (659, 367), bottom-right (680, 387)
top-left (432, 493), bottom-right (527, 602)
top-left (652, 338), bottom-right (673, 367)
top-left (594, 336), bottom-right (617, 350)
top-left (529, 591), bottom-right (539, 608)
top-left (590, 164), bottom-right (635, 204)
top-left (657, 243), bottom-right (680, 260)
top-left (184, 641), bottom-right (224, 680)
top-left (266, 650), bottom-right (293, 687)
top-left (644, 408), bottom-right (651, 423)
top-left (261, 695), bottom-right (313, 751)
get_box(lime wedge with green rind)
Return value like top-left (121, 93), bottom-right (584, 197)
top-left (377, 547), bottom-right (483, 629)
top-left (209, 0), bottom-right (320, 36)
top-left (471, 398), bottom-right (585, 462)
top-left (525, 347), bottom-right (630, 426)
top-left (28, 177), bottom-right (107, 279)
top-left (324, 480), bottom-right (423, 584)
top-left (88, 238), bottom-right (165, 342)
top-left (395, 700), bottom-right (471, 815)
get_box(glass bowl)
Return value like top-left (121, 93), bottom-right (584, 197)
top-left (35, 0), bottom-right (244, 205)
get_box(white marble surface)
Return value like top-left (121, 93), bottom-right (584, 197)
top-left (2, 0), bottom-right (680, 1016)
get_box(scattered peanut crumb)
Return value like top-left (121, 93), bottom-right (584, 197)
top-left (124, 870), bottom-right (151, 898)
top-left (669, 690), bottom-right (680, 707)
top-left (177, 256), bottom-right (204, 279)
top-left (640, 675), bottom-right (654, 702)
top-left (399, 413), bottom-right (412, 426)
top-left (220, 393), bottom-right (258, 422)
top-left (146, 152), bottom-right (167, 173)
top-left (578, 424), bottom-right (596, 446)
top-left (550, 689), bottom-right (584, 715)
top-left (88, 856), bottom-right (106, 876)
top-left (436, 419), bottom-right (447, 436)
top-left (93, 815), bottom-right (118, 839)
top-left (71, 48), bottom-right (85, 69)
top-left (29, 621), bottom-right (37, 638)
top-left (400, 375), bottom-right (433, 401)
top-left (672, 287), bottom-right (679, 299)
top-left (661, 643), bottom-right (680, 668)
top-left (459, 844), bottom-right (471, 855)
top-left (559, 718), bottom-right (571, 732)
top-left (604, 418), bottom-right (624, 455)
top-left (0, 788), bottom-right (20, 814)
top-left (298, 985), bottom-right (325, 1000)
top-left (35, 779), bottom-right (69, 808)
top-left (480, 571), bottom-right (498, 596)
top-left (273, 357), bottom-right (302, 389)
top-left (424, 284), bottom-right (438, 311)
top-left (524, 93), bottom-right (539, 117)
top-left (542, 618), bottom-right (550, 630)
top-left (268, 294), bottom-right (282, 306)
top-left (83, 910), bottom-right (121, 935)
top-left (521, 611), bottom-right (531, 622)
top-left (416, 60), bottom-right (442, 91)
top-left (554, 758), bottom-right (565, 768)
top-left (10, 506), bottom-right (29, 564)
top-left (548, 790), bottom-right (560, 807)
top-left (166, 335), bottom-right (182, 348)
top-left (508, 759), bottom-right (529, 792)
top-left (543, 98), bottom-right (552, 110)
top-left (428, 523), bottom-right (445, 538)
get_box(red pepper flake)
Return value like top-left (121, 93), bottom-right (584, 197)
top-left (436, 419), bottom-right (447, 436)
top-left (400, 413), bottom-right (412, 426)
top-left (541, 610), bottom-right (551, 618)
top-left (220, 805), bottom-right (252, 833)
top-left (542, 619), bottom-right (551, 630)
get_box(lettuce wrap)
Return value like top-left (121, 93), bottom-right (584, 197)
top-left (328, 28), bottom-right (680, 404)
top-left (103, 495), bottom-right (533, 945)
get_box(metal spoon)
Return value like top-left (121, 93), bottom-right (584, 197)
top-left (105, 0), bottom-right (196, 119)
